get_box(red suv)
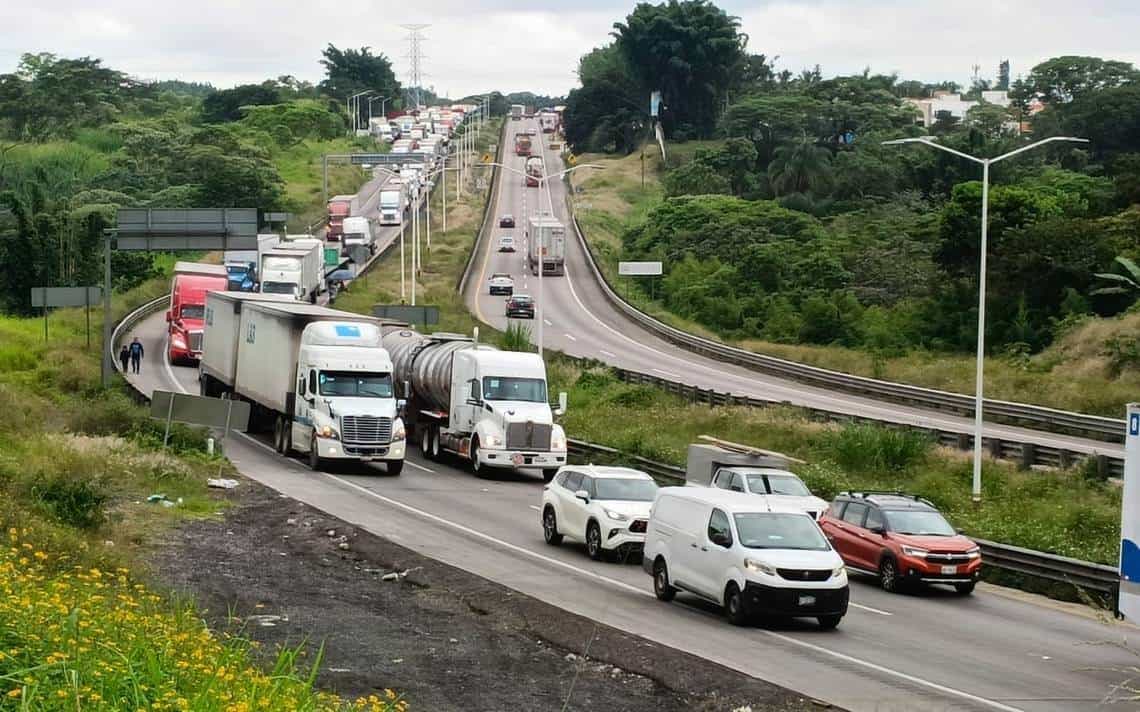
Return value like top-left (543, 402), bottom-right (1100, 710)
top-left (818, 491), bottom-right (981, 595)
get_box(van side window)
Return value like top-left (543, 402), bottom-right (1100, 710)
top-left (563, 471), bottom-right (582, 492)
top-left (708, 509), bottom-right (733, 547)
top-left (841, 502), bottom-right (868, 526)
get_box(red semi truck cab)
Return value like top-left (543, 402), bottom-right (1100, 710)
top-left (167, 262), bottom-right (228, 364)
top-left (326, 195), bottom-right (355, 241)
top-left (514, 133), bottom-right (532, 156)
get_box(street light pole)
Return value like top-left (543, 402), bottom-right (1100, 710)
top-left (882, 134), bottom-right (1088, 503)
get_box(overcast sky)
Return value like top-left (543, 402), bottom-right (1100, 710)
top-left (1, 1), bottom-right (1138, 98)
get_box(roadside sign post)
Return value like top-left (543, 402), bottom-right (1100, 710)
top-left (150, 391), bottom-right (251, 462)
top-left (31, 286), bottom-right (103, 347)
top-left (1120, 403), bottom-right (1140, 620)
top-left (617, 261), bottom-right (663, 304)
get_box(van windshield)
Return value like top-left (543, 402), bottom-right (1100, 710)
top-left (319, 372), bottom-right (393, 398)
top-left (482, 377), bottom-right (546, 402)
top-left (735, 513), bottom-right (829, 551)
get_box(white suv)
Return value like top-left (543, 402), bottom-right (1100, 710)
top-left (642, 487), bottom-right (849, 628)
top-left (541, 466), bottom-right (658, 561)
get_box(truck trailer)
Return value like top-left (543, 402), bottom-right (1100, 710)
top-left (166, 261), bottom-right (228, 364)
top-left (510, 104), bottom-right (524, 121)
top-left (341, 216), bottom-right (375, 255)
top-left (527, 216), bottom-right (566, 276)
top-left (383, 329), bottom-right (567, 480)
top-left (326, 195), bottom-right (356, 241)
top-left (199, 293), bottom-right (406, 474)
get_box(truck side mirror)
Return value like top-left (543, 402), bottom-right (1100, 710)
top-left (164, 310), bottom-right (172, 323)
top-left (553, 391), bottom-right (568, 417)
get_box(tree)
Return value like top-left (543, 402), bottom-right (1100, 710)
top-left (1056, 83), bottom-right (1140, 160)
top-left (965, 101), bottom-right (1014, 140)
top-left (563, 45), bottom-right (643, 154)
top-left (662, 161), bottom-right (731, 196)
top-left (319, 45), bottom-right (401, 125)
top-left (239, 100), bottom-right (342, 143)
top-left (612, 0), bottom-right (746, 139)
top-left (201, 83), bottom-right (282, 123)
top-left (767, 139), bottom-right (833, 196)
top-left (1018, 56), bottom-right (1140, 104)
top-left (1093, 256), bottom-right (1140, 298)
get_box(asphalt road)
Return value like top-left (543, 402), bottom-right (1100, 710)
top-left (120, 308), bottom-right (1137, 712)
top-left (464, 118), bottom-right (1123, 461)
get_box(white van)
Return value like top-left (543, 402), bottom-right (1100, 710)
top-left (642, 487), bottom-right (849, 629)
top-left (341, 216), bottom-right (374, 254)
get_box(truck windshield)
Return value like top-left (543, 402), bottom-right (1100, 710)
top-left (179, 305), bottom-right (205, 320)
top-left (743, 472), bottom-right (812, 497)
top-left (380, 195), bottom-right (400, 207)
top-left (734, 513), bottom-right (829, 551)
top-left (482, 377), bottom-right (547, 403)
top-left (226, 265), bottom-right (248, 275)
top-left (262, 256), bottom-right (301, 272)
top-left (261, 281), bottom-right (296, 295)
top-left (319, 372), bottom-right (394, 398)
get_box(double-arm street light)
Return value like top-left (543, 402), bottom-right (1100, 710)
top-left (882, 134), bottom-right (1089, 503)
top-left (477, 160), bottom-right (604, 356)
top-left (347, 90), bottom-right (375, 133)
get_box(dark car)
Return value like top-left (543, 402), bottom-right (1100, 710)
top-left (505, 294), bottom-right (535, 319)
top-left (499, 214), bottom-right (515, 228)
top-left (818, 491), bottom-right (982, 595)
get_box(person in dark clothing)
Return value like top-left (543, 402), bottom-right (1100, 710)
top-left (118, 345), bottom-right (130, 373)
top-left (129, 337), bottom-right (144, 374)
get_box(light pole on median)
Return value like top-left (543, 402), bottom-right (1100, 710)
top-left (348, 90), bottom-right (373, 133)
top-left (477, 160), bottom-right (604, 356)
top-left (367, 95), bottom-right (388, 130)
top-left (882, 134), bottom-right (1089, 503)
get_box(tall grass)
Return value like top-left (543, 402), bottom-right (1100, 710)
top-left (500, 322), bottom-right (534, 352)
top-left (820, 424), bottom-right (932, 473)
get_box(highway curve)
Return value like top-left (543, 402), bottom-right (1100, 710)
top-left (464, 117), bottom-right (1123, 463)
top-left (120, 307), bottom-right (1135, 712)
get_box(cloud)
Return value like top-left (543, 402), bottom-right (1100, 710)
top-left (0, 1), bottom-right (1137, 97)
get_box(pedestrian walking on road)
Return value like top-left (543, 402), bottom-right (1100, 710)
top-left (129, 337), bottom-right (144, 374)
top-left (118, 345), bottom-right (130, 373)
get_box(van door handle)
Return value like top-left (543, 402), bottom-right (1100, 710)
top-left (700, 546), bottom-right (708, 552)
top-left (690, 543), bottom-right (698, 548)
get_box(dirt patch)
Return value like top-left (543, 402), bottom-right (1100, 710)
top-left (146, 478), bottom-right (830, 712)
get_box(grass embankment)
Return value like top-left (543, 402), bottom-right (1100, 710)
top-left (0, 290), bottom-right (404, 709)
top-left (568, 147), bottom-right (1140, 417)
top-left (547, 359), bottom-right (1121, 568)
top-left (276, 137), bottom-right (387, 232)
top-left (335, 119), bottom-right (504, 338)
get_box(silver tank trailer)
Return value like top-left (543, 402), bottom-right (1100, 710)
top-left (382, 330), bottom-right (498, 414)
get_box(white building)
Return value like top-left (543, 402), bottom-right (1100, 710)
top-left (905, 90), bottom-right (1011, 128)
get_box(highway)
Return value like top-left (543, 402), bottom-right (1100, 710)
top-left (464, 117), bottom-right (1124, 462)
top-left (120, 305), bottom-right (1136, 712)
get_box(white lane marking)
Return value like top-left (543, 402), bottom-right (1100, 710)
top-left (653, 368), bottom-right (681, 379)
top-left (234, 430), bottom-right (1010, 711)
top-left (564, 333), bottom-right (577, 342)
top-left (406, 460), bottom-right (435, 474)
top-left (161, 337), bottom-right (191, 395)
top-left (849, 602), bottom-right (891, 616)
top-left (600, 350), bottom-right (616, 358)
top-left (543, 319), bottom-right (552, 326)
top-left (529, 505), bottom-right (541, 511)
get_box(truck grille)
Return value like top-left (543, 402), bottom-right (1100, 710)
top-left (189, 331), bottom-right (203, 353)
top-left (777, 568), bottom-right (833, 582)
top-left (340, 416), bottom-right (392, 445)
top-left (506, 421), bottom-right (551, 451)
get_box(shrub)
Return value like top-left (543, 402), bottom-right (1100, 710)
top-left (29, 475), bottom-right (108, 529)
top-left (820, 424), bottom-right (932, 473)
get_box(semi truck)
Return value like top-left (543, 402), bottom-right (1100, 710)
top-left (525, 156), bottom-right (544, 187)
top-left (222, 250), bottom-right (257, 292)
top-left (514, 133), bottom-right (532, 156)
top-left (167, 262), bottom-right (228, 364)
top-left (379, 182), bottom-right (407, 226)
top-left (199, 293), bottom-right (406, 474)
top-left (382, 329), bottom-right (567, 481)
top-left (259, 239), bottom-right (324, 303)
top-left (539, 113), bottom-right (558, 133)
top-left (341, 216), bottom-right (375, 254)
top-left (510, 104), bottom-right (524, 121)
top-left (527, 216), bottom-right (566, 276)
top-left (326, 195), bottom-right (356, 241)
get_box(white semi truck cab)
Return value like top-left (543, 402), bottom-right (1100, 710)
top-left (383, 330), bottom-right (567, 481)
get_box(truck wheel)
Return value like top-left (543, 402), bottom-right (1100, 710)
top-left (430, 427), bottom-right (442, 460)
top-left (309, 435), bottom-right (325, 472)
top-left (387, 460), bottom-right (404, 476)
top-left (420, 426), bottom-right (433, 459)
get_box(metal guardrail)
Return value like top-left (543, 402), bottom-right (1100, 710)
top-left (566, 439), bottom-right (1120, 600)
top-left (609, 367), bottom-right (1123, 478)
top-left (562, 192), bottom-right (1126, 445)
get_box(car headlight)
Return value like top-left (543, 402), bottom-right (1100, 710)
top-left (965, 546), bottom-right (981, 559)
top-left (602, 508), bottom-right (629, 522)
top-left (550, 428), bottom-right (566, 452)
top-left (318, 425), bottom-right (339, 440)
top-left (832, 565), bottom-right (847, 578)
top-left (901, 545), bottom-right (928, 558)
top-left (483, 433), bottom-right (502, 447)
top-left (743, 558), bottom-right (776, 576)
top-left (392, 419), bottom-right (406, 441)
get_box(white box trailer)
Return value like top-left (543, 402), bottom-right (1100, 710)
top-left (341, 216), bottom-right (375, 253)
top-left (199, 294), bottom-right (406, 474)
top-left (527, 216), bottom-right (566, 276)
top-left (259, 239), bottom-right (324, 303)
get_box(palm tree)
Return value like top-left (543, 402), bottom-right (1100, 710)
top-left (1092, 256), bottom-right (1140, 298)
top-left (767, 138), bottom-right (833, 196)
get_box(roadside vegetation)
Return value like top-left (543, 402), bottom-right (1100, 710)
top-left (562, 2), bottom-right (1140, 416)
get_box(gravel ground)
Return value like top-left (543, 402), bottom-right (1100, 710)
top-left (146, 478), bottom-right (834, 712)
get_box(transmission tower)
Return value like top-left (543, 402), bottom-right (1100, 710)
top-left (400, 24), bottom-right (429, 109)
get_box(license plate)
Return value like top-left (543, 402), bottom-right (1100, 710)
top-left (511, 453), bottom-right (524, 466)
top-left (798, 595), bottom-right (816, 606)
top-left (941, 565), bottom-right (958, 575)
